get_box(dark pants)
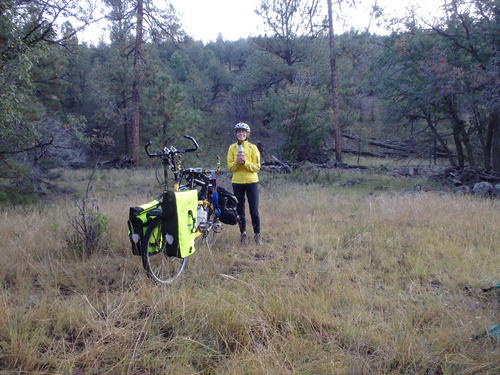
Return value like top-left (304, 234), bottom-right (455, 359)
top-left (232, 183), bottom-right (260, 234)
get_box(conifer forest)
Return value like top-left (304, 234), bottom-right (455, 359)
top-left (1, 0), bottom-right (499, 202)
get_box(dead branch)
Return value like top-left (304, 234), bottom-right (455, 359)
top-left (0, 137), bottom-right (54, 156)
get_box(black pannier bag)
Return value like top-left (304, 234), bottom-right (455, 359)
top-left (217, 187), bottom-right (239, 225)
top-left (127, 200), bottom-right (161, 255)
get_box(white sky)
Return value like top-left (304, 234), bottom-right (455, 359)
top-left (169, 0), bottom-right (263, 42)
top-left (79, 0), bottom-right (445, 45)
top-left (169, 0), bottom-right (444, 42)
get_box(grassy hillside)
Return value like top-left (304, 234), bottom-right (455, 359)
top-left (0, 168), bottom-right (498, 374)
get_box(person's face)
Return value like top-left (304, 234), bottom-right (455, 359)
top-left (236, 129), bottom-right (248, 142)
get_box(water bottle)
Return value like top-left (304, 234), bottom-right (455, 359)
top-left (238, 141), bottom-right (244, 164)
top-left (197, 205), bottom-right (207, 226)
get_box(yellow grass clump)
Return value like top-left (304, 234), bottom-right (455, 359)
top-left (0, 169), bottom-right (498, 374)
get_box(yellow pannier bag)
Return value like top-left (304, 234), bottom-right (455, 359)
top-left (127, 200), bottom-right (161, 255)
top-left (161, 190), bottom-right (198, 258)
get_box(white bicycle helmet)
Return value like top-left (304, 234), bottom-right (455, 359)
top-left (234, 122), bottom-right (250, 132)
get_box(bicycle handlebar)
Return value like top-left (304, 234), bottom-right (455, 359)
top-left (145, 134), bottom-right (199, 158)
top-left (182, 135), bottom-right (199, 152)
top-left (144, 141), bottom-right (155, 157)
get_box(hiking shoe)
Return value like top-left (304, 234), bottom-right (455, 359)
top-left (254, 233), bottom-right (263, 245)
top-left (240, 232), bottom-right (248, 244)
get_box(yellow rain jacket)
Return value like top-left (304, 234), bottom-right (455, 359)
top-left (226, 140), bottom-right (261, 184)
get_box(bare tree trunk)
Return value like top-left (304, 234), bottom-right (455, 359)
top-left (425, 113), bottom-right (456, 166)
top-left (491, 5), bottom-right (500, 172)
top-left (446, 97), bottom-right (470, 168)
top-left (450, 107), bottom-right (477, 167)
top-left (131, 0), bottom-right (143, 165)
top-left (123, 118), bottom-right (129, 155)
top-left (452, 124), bottom-right (465, 168)
top-left (490, 112), bottom-right (500, 172)
top-left (471, 106), bottom-right (489, 169)
top-left (121, 90), bottom-right (129, 155)
top-left (327, 0), bottom-right (342, 162)
top-left (461, 123), bottom-right (476, 168)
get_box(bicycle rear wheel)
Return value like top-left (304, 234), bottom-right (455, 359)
top-left (141, 218), bottom-right (188, 284)
top-left (203, 222), bottom-right (222, 249)
top-left (197, 209), bottom-right (222, 250)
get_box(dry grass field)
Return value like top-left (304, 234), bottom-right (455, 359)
top-left (0, 168), bottom-right (498, 374)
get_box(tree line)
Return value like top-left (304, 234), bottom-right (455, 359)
top-left (0, 0), bottom-right (499, 201)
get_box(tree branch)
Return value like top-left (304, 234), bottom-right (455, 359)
top-left (0, 138), bottom-right (54, 157)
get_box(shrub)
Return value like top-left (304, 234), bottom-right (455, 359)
top-left (64, 197), bottom-right (109, 256)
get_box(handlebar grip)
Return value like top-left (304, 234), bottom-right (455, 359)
top-left (144, 141), bottom-right (154, 157)
top-left (183, 134), bottom-right (199, 152)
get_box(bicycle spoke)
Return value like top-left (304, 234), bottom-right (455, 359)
top-left (204, 229), bottom-right (218, 250)
top-left (142, 219), bottom-right (187, 284)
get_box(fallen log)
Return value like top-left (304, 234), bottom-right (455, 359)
top-left (262, 157), bottom-right (367, 172)
top-left (317, 160), bottom-right (368, 170)
top-left (271, 155), bottom-right (292, 173)
top-left (342, 132), bottom-right (449, 158)
top-left (342, 148), bottom-right (387, 158)
top-left (342, 133), bottom-right (413, 153)
top-left (431, 167), bottom-right (500, 186)
top-left (97, 155), bottom-right (133, 169)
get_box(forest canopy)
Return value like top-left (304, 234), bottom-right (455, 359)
top-left (1, 0), bottom-right (499, 202)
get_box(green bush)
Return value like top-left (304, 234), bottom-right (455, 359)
top-left (0, 183), bottom-right (37, 205)
top-left (64, 198), bottom-right (109, 257)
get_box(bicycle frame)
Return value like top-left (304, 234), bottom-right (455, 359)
top-left (138, 135), bottom-right (224, 284)
top-left (145, 135), bottom-right (221, 240)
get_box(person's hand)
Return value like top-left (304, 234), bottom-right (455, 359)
top-left (237, 154), bottom-right (246, 164)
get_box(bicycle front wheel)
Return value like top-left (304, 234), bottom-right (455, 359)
top-left (141, 218), bottom-right (188, 284)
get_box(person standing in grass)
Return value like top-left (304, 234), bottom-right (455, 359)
top-left (226, 122), bottom-right (262, 245)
